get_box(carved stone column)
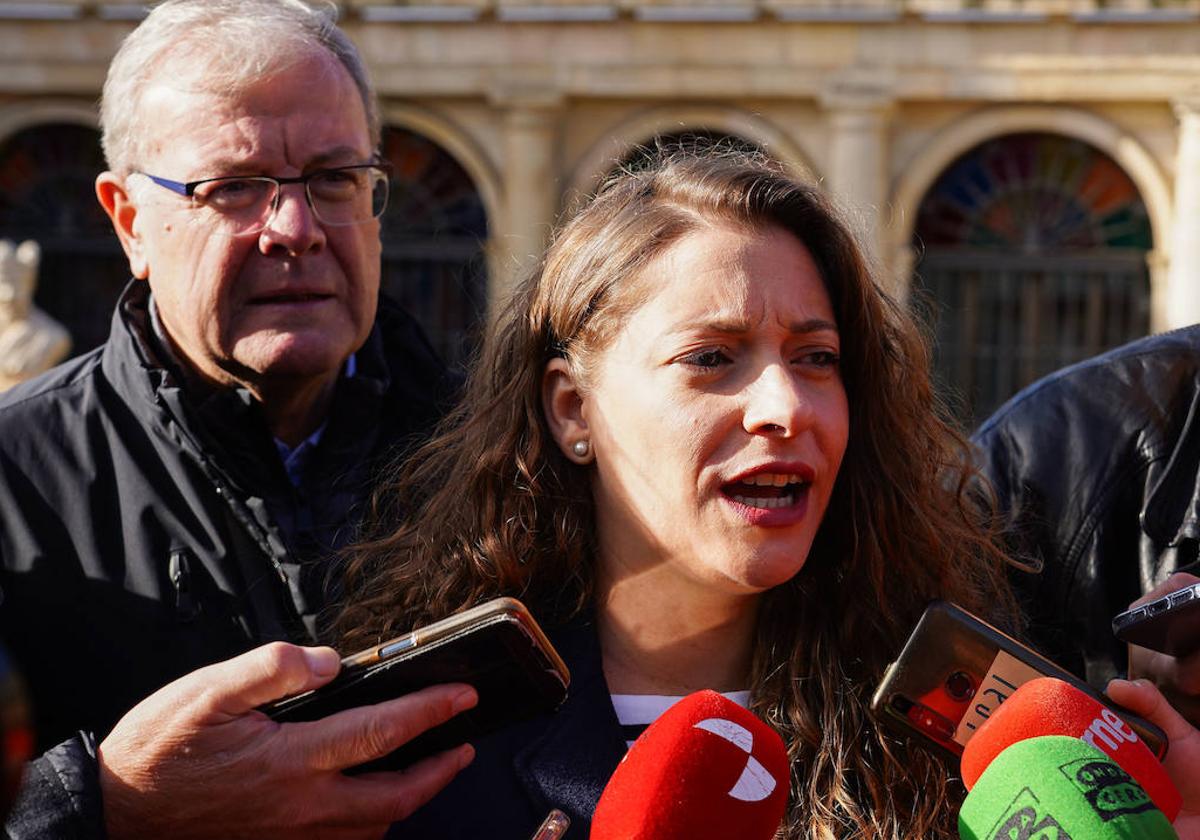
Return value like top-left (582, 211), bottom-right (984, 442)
top-left (1166, 97), bottom-right (1200, 329)
top-left (491, 84), bottom-right (564, 299)
top-left (820, 82), bottom-right (895, 267)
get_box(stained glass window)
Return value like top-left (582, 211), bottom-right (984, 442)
top-left (913, 132), bottom-right (1152, 424)
top-left (378, 126), bottom-right (488, 369)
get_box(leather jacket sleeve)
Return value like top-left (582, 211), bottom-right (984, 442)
top-left (973, 328), bottom-right (1200, 688)
top-left (4, 733), bottom-right (104, 840)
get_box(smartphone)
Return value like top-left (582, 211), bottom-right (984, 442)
top-left (870, 600), bottom-right (1167, 760)
top-left (262, 597), bottom-right (570, 770)
top-left (1112, 581), bottom-right (1200, 657)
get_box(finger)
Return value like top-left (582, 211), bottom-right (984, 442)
top-left (321, 743), bottom-right (476, 826)
top-left (1128, 641), bottom-right (1200, 694)
top-left (165, 643), bottom-right (342, 719)
top-left (1171, 648), bottom-right (1200, 696)
top-left (1127, 643), bottom-right (1171, 681)
top-left (1175, 653), bottom-right (1200, 695)
top-left (289, 683), bottom-right (478, 771)
top-left (1107, 678), bottom-right (1197, 746)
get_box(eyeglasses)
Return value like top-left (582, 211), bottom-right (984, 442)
top-left (135, 163), bottom-right (391, 236)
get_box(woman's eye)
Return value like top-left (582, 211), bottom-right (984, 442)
top-left (798, 350), bottom-right (840, 368)
top-left (679, 349), bottom-right (730, 368)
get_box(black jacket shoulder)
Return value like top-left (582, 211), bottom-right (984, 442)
top-left (973, 326), bottom-right (1200, 683)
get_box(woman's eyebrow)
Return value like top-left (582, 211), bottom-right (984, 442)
top-left (668, 316), bottom-right (839, 336)
top-left (786, 317), bottom-right (839, 335)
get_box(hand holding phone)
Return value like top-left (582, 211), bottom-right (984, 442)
top-left (1113, 575), bottom-right (1200, 657)
top-left (1115, 572), bottom-right (1200, 728)
top-left (1107, 677), bottom-right (1200, 838)
top-left (100, 643), bottom-right (476, 839)
top-left (261, 597), bottom-right (570, 771)
top-left (870, 600), bottom-right (1167, 759)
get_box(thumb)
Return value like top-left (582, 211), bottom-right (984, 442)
top-left (1107, 678), bottom-right (1196, 748)
top-left (173, 642), bottom-right (342, 719)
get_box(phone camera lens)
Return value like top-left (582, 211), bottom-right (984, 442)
top-left (944, 671), bottom-right (976, 702)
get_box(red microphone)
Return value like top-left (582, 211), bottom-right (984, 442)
top-left (959, 676), bottom-right (1181, 821)
top-left (590, 690), bottom-right (789, 840)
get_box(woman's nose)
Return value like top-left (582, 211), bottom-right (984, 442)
top-left (741, 364), bottom-right (813, 437)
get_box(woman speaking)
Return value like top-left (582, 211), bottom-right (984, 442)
top-left (335, 151), bottom-right (1022, 838)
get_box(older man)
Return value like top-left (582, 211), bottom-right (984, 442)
top-left (0, 1), bottom-right (475, 836)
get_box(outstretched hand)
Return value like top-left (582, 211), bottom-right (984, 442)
top-left (1126, 572), bottom-right (1200, 727)
top-left (1108, 677), bottom-right (1200, 839)
top-left (99, 642), bottom-right (477, 840)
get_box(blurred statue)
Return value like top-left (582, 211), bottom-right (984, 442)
top-left (0, 240), bottom-right (70, 392)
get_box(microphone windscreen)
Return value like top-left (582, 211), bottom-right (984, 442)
top-left (959, 735), bottom-right (1177, 840)
top-left (959, 677), bottom-right (1180, 821)
top-left (590, 690), bottom-right (789, 840)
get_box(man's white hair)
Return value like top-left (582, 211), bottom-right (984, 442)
top-left (99, 0), bottom-right (380, 175)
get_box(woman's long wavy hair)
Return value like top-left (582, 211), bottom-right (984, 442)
top-left (335, 151), bottom-right (1019, 839)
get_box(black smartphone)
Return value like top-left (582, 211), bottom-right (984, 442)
top-left (262, 597), bottom-right (570, 770)
top-left (1112, 581), bottom-right (1200, 657)
top-left (870, 600), bottom-right (1167, 759)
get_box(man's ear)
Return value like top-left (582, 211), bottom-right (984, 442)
top-left (96, 172), bottom-right (149, 280)
top-left (542, 357), bottom-right (593, 464)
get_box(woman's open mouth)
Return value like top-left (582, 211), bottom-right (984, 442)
top-left (721, 472), bottom-right (809, 510)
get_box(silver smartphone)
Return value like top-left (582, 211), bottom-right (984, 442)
top-left (1112, 581), bottom-right (1200, 657)
top-left (870, 600), bottom-right (1167, 759)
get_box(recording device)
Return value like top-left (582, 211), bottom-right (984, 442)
top-left (590, 690), bottom-right (789, 840)
top-left (959, 677), bottom-right (1180, 821)
top-left (1112, 580), bottom-right (1200, 657)
top-left (869, 600), bottom-right (1167, 759)
top-left (262, 597), bottom-right (569, 770)
top-left (957, 735), bottom-right (1177, 839)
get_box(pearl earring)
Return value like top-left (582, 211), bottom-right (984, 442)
top-left (572, 439), bottom-right (590, 458)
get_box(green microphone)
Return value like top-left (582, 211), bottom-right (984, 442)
top-left (958, 735), bottom-right (1177, 839)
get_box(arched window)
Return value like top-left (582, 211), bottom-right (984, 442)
top-left (0, 123), bottom-right (127, 355)
top-left (377, 126), bottom-right (489, 369)
top-left (913, 132), bottom-right (1152, 423)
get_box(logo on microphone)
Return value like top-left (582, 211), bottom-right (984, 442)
top-left (693, 718), bottom-right (778, 803)
top-left (989, 789), bottom-right (1070, 840)
top-left (1060, 758), bottom-right (1155, 821)
top-left (1079, 708), bottom-right (1138, 753)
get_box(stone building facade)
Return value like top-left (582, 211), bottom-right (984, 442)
top-left (1, 0), bottom-right (1197, 418)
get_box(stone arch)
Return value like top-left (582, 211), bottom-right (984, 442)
top-left (379, 103), bottom-right (502, 237)
top-left (902, 125), bottom-right (1159, 424)
top-left (888, 105), bottom-right (1171, 297)
top-left (374, 110), bottom-right (494, 367)
top-left (567, 105), bottom-right (817, 202)
top-left (0, 101), bottom-right (99, 140)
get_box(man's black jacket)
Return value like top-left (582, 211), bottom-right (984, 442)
top-left (973, 325), bottom-right (1200, 687)
top-left (0, 281), bottom-right (454, 836)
